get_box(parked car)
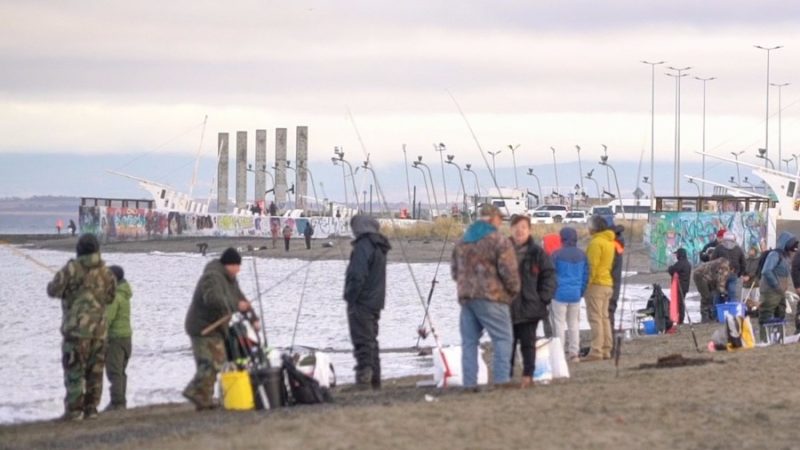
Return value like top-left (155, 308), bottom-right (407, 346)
top-left (564, 211), bottom-right (587, 223)
top-left (588, 205), bottom-right (615, 227)
top-left (528, 205), bottom-right (568, 224)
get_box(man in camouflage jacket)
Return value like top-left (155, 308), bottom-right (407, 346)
top-left (47, 234), bottom-right (117, 421)
top-left (692, 257), bottom-right (731, 322)
top-left (451, 204), bottom-right (520, 387)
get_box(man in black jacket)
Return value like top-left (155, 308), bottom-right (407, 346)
top-left (509, 215), bottom-right (556, 388)
top-left (668, 248), bottom-right (692, 324)
top-left (183, 248), bottom-right (254, 410)
top-left (700, 229), bottom-right (726, 263)
top-left (303, 221), bottom-right (314, 250)
top-left (609, 225), bottom-right (625, 332)
top-left (344, 215), bottom-right (391, 389)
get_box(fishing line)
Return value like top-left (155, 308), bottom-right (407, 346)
top-left (0, 241), bottom-right (57, 274)
top-left (289, 258), bottom-right (313, 351)
top-left (414, 217), bottom-right (456, 348)
top-left (113, 120), bottom-right (207, 172)
top-left (255, 246), bottom-right (335, 298)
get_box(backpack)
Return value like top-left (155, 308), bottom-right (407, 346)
top-left (281, 354), bottom-right (331, 405)
top-left (645, 284), bottom-right (673, 333)
top-left (754, 249), bottom-right (775, 282)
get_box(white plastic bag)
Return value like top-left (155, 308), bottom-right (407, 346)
top-left (534, 338), bottom-right (570, 383)
top-left (432, 346), bottom-right (489, 388)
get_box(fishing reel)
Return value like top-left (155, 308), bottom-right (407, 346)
top-left (417, 326), bottom-right (429, 339)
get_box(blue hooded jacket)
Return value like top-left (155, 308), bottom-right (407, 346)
top-left (761, 231), bottom-right (797, 292)
top-left (552, 227), bottom-right (589, 303)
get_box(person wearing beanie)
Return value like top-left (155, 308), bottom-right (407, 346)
top-left (711, 231), bottom-right (746, 301)
top-left (668, 248), bottom-right (692, 324)
top-left (583, 215), bottom-right (615, 362)
top-left (183, 247), bottom-right (253, 410)
top-left (105, 265), bottom-right (132, 411)
top-left (700, 229), bottom-right (726, 263)
top-left (47, 233), bottom-right (117, 421)
top-left (759, 232), bottom-right (799, 333)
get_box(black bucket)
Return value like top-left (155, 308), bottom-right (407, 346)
top-left (251, 366), bottom-right (287, 410)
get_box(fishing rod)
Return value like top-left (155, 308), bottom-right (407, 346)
top-left (610, 147), bottom-right (644, 377)
top-left (289, 257), bottom-right (313, 352)
top-left (346, 111), bottom-right (454, 383)
top-left (0, 240), bottom-right (56, 274)
top-left (250, 254), bottom-right (270, 362)
top-left (414, 220), bottom-right (456, 348)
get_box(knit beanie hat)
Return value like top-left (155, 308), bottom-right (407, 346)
top-left (716, 229), bottom-right (726, 239)
top-left (220, 247), bottom-right (242, 265)
top-left (76, 234), bottom-right (99, 256)
top-left (109, 265), bottom-right (125, 282)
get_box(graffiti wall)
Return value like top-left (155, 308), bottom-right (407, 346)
top-left (647, 211), bottom-right (768, 271)
top-left (79, 206), bottom-right (352, 242)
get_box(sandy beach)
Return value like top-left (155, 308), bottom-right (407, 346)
top-left (2, 322), bottom-right (799, 450)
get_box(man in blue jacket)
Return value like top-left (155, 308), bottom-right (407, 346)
top-left (551, 227), bottom-right (589, 362)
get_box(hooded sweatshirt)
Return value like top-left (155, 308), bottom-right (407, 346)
top-left (106, 280), bottom-right (133, 338)
top-left (344, 215), bottom-right (391, 311)
top-left (552, 227), bottom-right (589, 303)
top-left (451, 220), bottom-right (520, 305)
top-left (185, 260), bottom-right (245, 337)
top-left (761, 231), bottom-right (798, 294)
top-left (712, 236), bottom-right (746, 276)
top-left (586, 229), bottom-right (616, 286)
top-left (668, 248), bottom-right (692, 297)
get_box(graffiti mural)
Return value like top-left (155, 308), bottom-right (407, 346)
top-left (647, 211), bottom-right (768, 271)
top-left (78, 206), bottom-right (354, 242)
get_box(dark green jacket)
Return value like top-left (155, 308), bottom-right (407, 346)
top-left (106, 281), bottom-right (132, 339)
top-left (47, 253), bottom-right (117, 339)
top-left (185, 260), bottom-right (244, 337)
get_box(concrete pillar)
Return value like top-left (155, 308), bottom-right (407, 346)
top-left (295, 126), bottom-right (308, 210)
top-left (236, 131), bottom-right (247, 209)
top-left (255, 129), bottom-right (267, 206)
top-left (275, 128), bottom-right (288, 208)
top-left (217, 132), bottom-right (229, 213)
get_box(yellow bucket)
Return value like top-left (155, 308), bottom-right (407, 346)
top-left (220, 370), bottom-right (255, 411)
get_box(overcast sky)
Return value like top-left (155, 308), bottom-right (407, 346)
top-left (1, 0), bottom-right (799, 192)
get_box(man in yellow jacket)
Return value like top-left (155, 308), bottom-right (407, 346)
top-left (584, 216), bottom-right (616, 362)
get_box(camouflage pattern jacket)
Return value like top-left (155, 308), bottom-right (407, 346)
top-left (185, 260), bottom-right (244, 337)
top-left (451, 221), bottom-right (521, 305)
top-left (693, 257), bottom-right (731, 294)
top-left (47, 252), bottom-right (117, 339)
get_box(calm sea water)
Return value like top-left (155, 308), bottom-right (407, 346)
top-left (0, 246), bottom-right (698, 424)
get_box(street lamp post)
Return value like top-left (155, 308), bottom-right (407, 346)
top-left (601, 144), bottom-right (610, 194)
top-left (445, 155), bottom-right (469, 222)
top-left (332, 147), bottom-right (348, 211)
top-left (793, 154), bottom-right (800, 174)
top-left (550, 147), bottom-right (560, 196)
top-left (415, 156), bottom-right (441, 218)
top-left (508, 144), bottom-right (520, 189)
top-left (696, 76), bottom-right (716, 195)
top-left (487, 149), bottom-right (502, 180)
top-left (667, 66), bottom-right (691, 196)
top-left (783, 158), bottom-right (793, 173)
top-left (434, 143), bottom-right (449, 206)
top-left (575, 145), bottom-right (584, 196)
top-left (755, 44), bottom-right (783, 167)
top-left (687, 177), bottom-right (701, 198)
top-left (756, 148), bottom-right (775, 169)
top-left (771, 82), bottom-right (790, 170)
top-left (599, 154), bottom-right (626, 220)
top-left (246, 164), bottom-right (276, 207)
top-left (526, 168), bottom-right (543, 206)
top-left (411, 161), bottom-right (433, 219)
top-left (642, 60), bottom-right (665, 200)
top-left (585, 169), bottom-right (601, 198)
top-left (464, 163), bottom-right (481, 214)
top-left (730, 151), bottom-right (744, 185)
top-left (402, 144), bottom-right (412, 209)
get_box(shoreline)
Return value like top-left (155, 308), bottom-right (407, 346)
top-left (2, 324), bottom-right (800, 449)
top-left (1, 234), bottom-right (666, 284)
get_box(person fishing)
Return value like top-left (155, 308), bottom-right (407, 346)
top-left (344, 215), bottom-right (391, 389)
top-left (667, 248), bottom-right (692, 324)
top-left (68, 219), bottom-right (77, 236)
top-left (508, 214), bottom-right (555, 388)
top-left (583, 215), bottom-right (615, 362)
top-left (712, 231), bottom-right (746, 300)
top-left (183, 248), bottom-right (255, 410)
top-left (46, 234), bottom-right (117, 421)
top-left (693, 257), bottom-right (731, 323)
top-left (451, 204), bottom-right (520, 387)
top-left (758, 232), bottom-right (798, 330)
top-left (699, 229), bottom-right (725, 263)
top-left (104, 265), bottom-right (132, 411)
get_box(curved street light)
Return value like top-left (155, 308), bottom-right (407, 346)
top-left (332, 148), bottom-right (360, 212)
top-left (585, 169), bottom-right (601, 198)
top-left (464, 163), bottom-right (482, 198)
top-left (526, 168), bottom-right (543, 205)
top-left (599, 154), bottom-right (626, 220)
top-left (508, 144), bottom-right (520, 189)
top-left (415, 156), bottom-right (441, 218)
top-left (434, 142), bottom-right (449, 205)
top-left (550, 147), bottom-right (560, 196)
top-left (445, 154), bottom-right (470, 222)
top-left (411, 161), bottom-right (433, 219)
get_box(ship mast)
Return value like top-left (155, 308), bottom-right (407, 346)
top-left (188, 115), bottom-right (208, 198)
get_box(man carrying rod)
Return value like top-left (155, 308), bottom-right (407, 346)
top-left (183, 247), bottom-right (257, 410)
